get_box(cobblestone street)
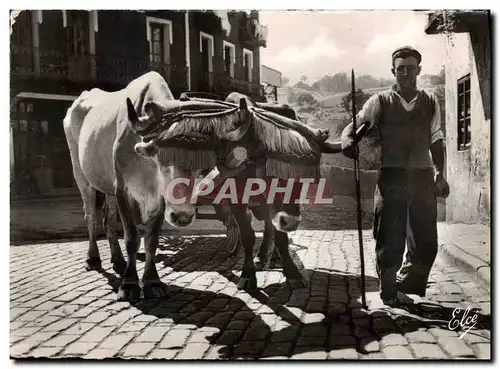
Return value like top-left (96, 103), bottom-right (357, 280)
top-left (10, 228), bottom-right (491, 360)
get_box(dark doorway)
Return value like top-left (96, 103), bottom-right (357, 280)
top-left (200, 36), bottom-right (212, 91)
top-left (11, 98), bottom-right (76, 196)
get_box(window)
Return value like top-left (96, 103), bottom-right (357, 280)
top-left (199, 32), bottom-right (214, 89)
top-left (224, 47), bottom-right (231, 72)
top-left (150, 23), bottom-right (165, 63)
top-left (146, 17), bottom-right (172, 64)
top-left (199, 32), bottom-right (214, 72)
top-left (66, 11), bottom-right (90, 56)
top-left (457, 74), bottom-right (471, 151)
top-left (243, 48), bottom-right (253, 82)
top-left (223, 41), bottom-right (235, 78)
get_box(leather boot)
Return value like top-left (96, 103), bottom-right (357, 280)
top-left (397, 263), bottom-right (432, 297)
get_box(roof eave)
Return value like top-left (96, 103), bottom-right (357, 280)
top-left (424, 10), bottom-right (490, 35)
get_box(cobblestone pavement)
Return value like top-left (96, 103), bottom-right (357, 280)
top-left (10, 230), bottom-right (491, 360)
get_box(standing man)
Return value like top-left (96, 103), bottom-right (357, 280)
top-left (341, 46), bottom-right (450, 307)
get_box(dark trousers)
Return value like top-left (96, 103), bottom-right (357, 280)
top-left (373, 168), bottom-right (438, 299)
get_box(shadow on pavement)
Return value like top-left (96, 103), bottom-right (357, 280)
top-left (97, 235), bottom-right (490, 359)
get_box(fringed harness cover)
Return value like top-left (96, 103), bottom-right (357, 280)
top-left (140, 97), bottom-right (325, 181)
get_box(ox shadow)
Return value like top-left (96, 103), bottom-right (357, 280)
top-left (97, 236), bottom-right (490, 359)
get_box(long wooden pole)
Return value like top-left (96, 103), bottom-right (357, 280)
top-left (351, 69), bottom-right (367, 309)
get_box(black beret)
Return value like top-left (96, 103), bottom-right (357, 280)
top-left (392, 46), bottom-right (422, 64)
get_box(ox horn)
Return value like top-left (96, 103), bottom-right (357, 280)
top-left (237, 97), bottom-right (250, 124)
top-left (239, 97), bottom-right (248, 111)
top-left (320, 139), bottom-right (342, 154)
top-left (126, 97), bottom-right (139, 123)
top-left (320, 123), bottom-right (370, 154)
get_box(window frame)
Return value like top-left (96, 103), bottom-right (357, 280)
top-left (199, 31), bottom-right (214, 73)
top-left (146, 16), bottom-right (173, 65)
top-left (457, 73), bottom-right (472, 151)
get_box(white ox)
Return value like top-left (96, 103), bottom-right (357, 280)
top-left (64, 72), bottom-right (213, 301)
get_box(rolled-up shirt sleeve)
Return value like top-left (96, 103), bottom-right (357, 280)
top-left (356, 93), bottom-right (381, 129)
top-left (430, 93), bottom-right (444, 144)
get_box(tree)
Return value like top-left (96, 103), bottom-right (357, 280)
top-left (300, 75), bottom-right (308, 83)
top-left (330, 72), bottom-right (350, 93)
top-left (341, 88), bottom-right (372, 120)
top-left (282, 76), bottom-right (290, 86)
top-left (356, 74), bottom-right (379, 89)
top-left (438, 66), bottom-right (445, 84)
top-left (295, 91), bottom-right (318, 107)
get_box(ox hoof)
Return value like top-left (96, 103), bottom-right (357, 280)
top-left (142, 281), bottom-right (169, 300)
top-left (286, 277), bottom-right (309, 289)
top-left (112, 259), bottom-right (127, 277)
top-left (117, 282), bottom-right (141, 302)
top-left (237, 277), bottom-right (258, 291)
top-left (85, 257), bottom-right (102, 272)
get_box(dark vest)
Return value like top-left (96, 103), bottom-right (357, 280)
top-left (375, 89), bottom-right (435, 169)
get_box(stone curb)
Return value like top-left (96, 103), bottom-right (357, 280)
top-left (439, 242), bottom-right (490, 287)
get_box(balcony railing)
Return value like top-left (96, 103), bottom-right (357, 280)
top-left (11, 45), bottom-right (188, 91)
top-left (11, 45), bottom-right (262, 99)
top-left (193, 70), bottom-right (262, 99)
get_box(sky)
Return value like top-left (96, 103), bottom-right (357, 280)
top-left (259, 10), bottom-right (447, 84)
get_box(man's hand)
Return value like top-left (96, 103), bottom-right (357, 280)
top-left (340, 122), bottom-right (369, 159)
top-left (434, 172), bottom-right (450, 198)
top-left (341, 139), bottom-right (359, 159)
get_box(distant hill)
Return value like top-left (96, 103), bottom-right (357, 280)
top-left (287, 69), bottom-right (445, 98)
top-left (316, 86), bottom-right (391, 109)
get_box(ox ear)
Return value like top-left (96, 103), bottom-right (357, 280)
top-left (144, 101), bottom-right (164, 122)
top-left (127, 97), bottom-right (155, 135)
top-left (134, 140), bottom-right (158, 158)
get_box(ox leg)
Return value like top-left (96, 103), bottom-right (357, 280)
top-left (232, 204), bottom-right (258, 291)
top-left (254, 208), bottom-right (275, 271)
top-left (103, 195), bottom-right (126, 277)
top-left (64, 120), bottom-right (101, 272)
top-left (142, 212), bottom-right (168, 300)
top-left (274, 230), bottom-right (308, 289)
top-left (84, 188), bottom-right (102, 271)
top-left (115, 189), bottom-right (141, 302)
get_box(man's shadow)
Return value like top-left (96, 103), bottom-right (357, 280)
top-left (98, 235), bottom-right (490, 359)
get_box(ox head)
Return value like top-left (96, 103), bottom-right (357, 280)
top-left (125, 97), bottom-right (251, 228)
top-left (125, 98), bottom-right (202, 228)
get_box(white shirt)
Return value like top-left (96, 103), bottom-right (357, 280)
top-left (356, 88), bottom-right (444, 144)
